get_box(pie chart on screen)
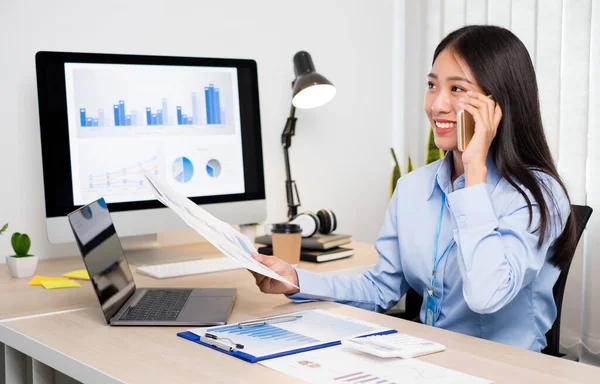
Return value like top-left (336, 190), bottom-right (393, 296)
top-left (172, 157), bottom-right (194, 183)
top-left (206, 159), bottom-right (221, 178)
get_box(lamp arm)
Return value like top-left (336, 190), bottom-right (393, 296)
top-left (281, 105), bottom-right (296, 149)
top-left (281, 105), bottom-right (301, 219)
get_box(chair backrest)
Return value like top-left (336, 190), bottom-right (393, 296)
top-left (403, 286), bottom-right (422, 322)
top-left (542, 204), bottom-right (593, 356)
top-left (403, 205), bottom-right (593, 356)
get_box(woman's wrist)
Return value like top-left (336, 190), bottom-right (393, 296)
top-left (287, 269), bottom-right (300, 295)
top-left (465, 164), bottom-right (487, 187)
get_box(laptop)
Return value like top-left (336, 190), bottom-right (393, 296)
top-left (68, 198), bottom-right (236, 326)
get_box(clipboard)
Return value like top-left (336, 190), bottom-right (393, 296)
top-left (176, 309), bottom-right (397, 363)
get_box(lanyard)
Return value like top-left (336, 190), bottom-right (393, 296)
top-left (428, 194), bottom-right (455, 298)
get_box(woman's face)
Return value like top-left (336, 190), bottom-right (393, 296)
top-left (424, 48), bottom-right (486, 151)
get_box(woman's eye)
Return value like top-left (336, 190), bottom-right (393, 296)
top-left (451, 86), bottom-right (465, 92)
top-left (427, 82), bottom-right (435, 89)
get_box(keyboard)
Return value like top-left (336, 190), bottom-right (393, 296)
top-left (120, 289), bottom-right (192, 321)
top-left (136, 257), bottom-right (243, 279)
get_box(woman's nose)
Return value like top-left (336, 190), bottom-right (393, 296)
top-left (432, 92), bottom-right (452, 114)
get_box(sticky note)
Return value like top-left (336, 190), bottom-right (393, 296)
top-left (28, 276), bottom-right (70, 286)
top-left (63, 269), bottom-right (90, 280)
top-left (41, 279), bottom-right (81, 289)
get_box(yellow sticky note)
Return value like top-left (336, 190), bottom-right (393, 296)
top-left (28, 276), bottom-right (70, 286)
top-left (41, 279), bottom-right (81, 289)
top-left (63, 269), bottom-right (90, 280)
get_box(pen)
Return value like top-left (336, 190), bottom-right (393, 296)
top-left (238, 315), bottom-right (303, 328)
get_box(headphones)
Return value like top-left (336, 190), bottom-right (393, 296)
top-left (289, 209), bottom-right (337, 238)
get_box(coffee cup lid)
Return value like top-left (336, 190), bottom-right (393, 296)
top-left (271, 223), bottom-right (302, 234)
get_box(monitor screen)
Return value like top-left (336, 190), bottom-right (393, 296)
top-left (36, 52), bottom-right (266, 243)
top-left (64, 62), bottom-right (245, 205)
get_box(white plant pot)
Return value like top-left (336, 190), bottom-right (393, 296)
top-left (6, 255), bottom-right (38, 278)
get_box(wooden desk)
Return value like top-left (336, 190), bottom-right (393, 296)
top-left (0, 256), bottom-right (96, 321)
top-left (0, 242), bottom-right (374, 321)
top-left (1, 242), bottom-right (598, 383)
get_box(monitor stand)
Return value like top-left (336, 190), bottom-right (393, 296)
top-left (121, 233), bottom-right (214, 266)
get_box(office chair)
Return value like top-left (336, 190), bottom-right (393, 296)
top-left (542, 204), bottom-right (593, 357)
top-left (393, 204), bottom-right (593, 358)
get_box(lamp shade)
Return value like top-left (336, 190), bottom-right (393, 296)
top-left (291, 51), bottom-right (336, 109)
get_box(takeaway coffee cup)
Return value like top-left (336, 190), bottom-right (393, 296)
top-left (271, 223), bottom-right (302, 265)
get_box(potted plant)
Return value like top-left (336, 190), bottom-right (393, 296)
top-left (389, 126), bottom-right (444, 197)
top-left (6, 230), bottom-right (38, 278)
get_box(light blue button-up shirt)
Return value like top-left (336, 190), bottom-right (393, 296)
top-left (289, 154), bottom-right (570, 351)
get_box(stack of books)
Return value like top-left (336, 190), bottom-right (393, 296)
top-left (255, 233), bottom-right (353, 263)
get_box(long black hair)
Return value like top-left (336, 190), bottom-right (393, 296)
top-left (433, 25), bottom-right (576, 270)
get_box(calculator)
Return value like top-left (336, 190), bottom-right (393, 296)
top-left (340, 333), bottom-right (446, 359)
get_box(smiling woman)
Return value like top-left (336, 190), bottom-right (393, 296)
top-left (426, 26), bottom-right (576, 269)
top-left (249, 25), bottom-right (578, 353)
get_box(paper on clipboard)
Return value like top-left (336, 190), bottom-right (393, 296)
top-left (143, 171), bottom-right (298, 289)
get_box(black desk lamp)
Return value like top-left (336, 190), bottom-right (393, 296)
top-left (282, 51), bottom-right (336, 220)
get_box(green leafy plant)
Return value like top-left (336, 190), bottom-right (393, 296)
top-left (0, 223), bottom-right (7, 235)
top-left (389, 148), bottom-right (402, 196)
top-left (10, 232), bottom-right (33, 258)
top-left (389, 126), bottom-right (444, 197)
top-left (426, 126), bottom-right (445, 164)
top-left (389, 148), bottom-right (414, 197)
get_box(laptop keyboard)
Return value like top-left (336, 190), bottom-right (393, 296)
top-left (121, 289), bottom-right (192, 322)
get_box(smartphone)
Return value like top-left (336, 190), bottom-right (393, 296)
top-left (457, 109), bottom-right (475, 152)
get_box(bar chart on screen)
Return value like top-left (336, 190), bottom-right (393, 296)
top-left (260, 345), bottom-right (492, 384)
top-left (78, 88), bottom-right (227, 128)
top-left (66, 63), bottom-right (239, 139)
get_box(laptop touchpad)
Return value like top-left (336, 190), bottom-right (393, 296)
top-left (177, 296), bottom-right (233, 323)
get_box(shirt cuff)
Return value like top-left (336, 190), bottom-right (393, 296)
top-left (447, 183), bottom-right (498, 230)
top-left (285, 268), bottom-right (333, 303)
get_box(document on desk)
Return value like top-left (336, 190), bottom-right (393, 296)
top-left (186, 309), bottom-right (393, 360)
top-left (143, 171), bottom-right (298, 288)
top-left (260, 345), bottom-right (493, 384)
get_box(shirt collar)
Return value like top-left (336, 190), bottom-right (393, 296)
top-left (427, 152), bottom-right (502, 200)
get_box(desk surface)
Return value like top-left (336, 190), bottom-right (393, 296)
top-left (0, 242), bottom-right (374, 321)
top-left (1, 241), bottom-right (599, 383)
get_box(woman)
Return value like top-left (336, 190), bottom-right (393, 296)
top-left (250, 25), bottom-right (577, 352)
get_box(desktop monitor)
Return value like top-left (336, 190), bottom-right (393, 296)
top-left (35, 51), bottom-right (266, 244)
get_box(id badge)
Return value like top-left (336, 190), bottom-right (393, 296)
top-left (425, 294), bottom-right (437, 326)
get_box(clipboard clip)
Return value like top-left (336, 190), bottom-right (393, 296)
top-left (202, 333), bottom-right (244, 352)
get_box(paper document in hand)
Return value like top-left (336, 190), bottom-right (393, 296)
top-left (143, 171), bottom-right (298, 288)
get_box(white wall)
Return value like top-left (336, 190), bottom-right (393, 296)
top-left (0, 1), bottom-right (394, 259)
top-left (394, 0), bottom-right (600, 364)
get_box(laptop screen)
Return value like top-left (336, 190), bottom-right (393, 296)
top-left (68, 198), bottom-right (135, 323)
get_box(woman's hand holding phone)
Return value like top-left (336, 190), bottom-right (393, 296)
top-left (458, 91), bottom-right (502, 187)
